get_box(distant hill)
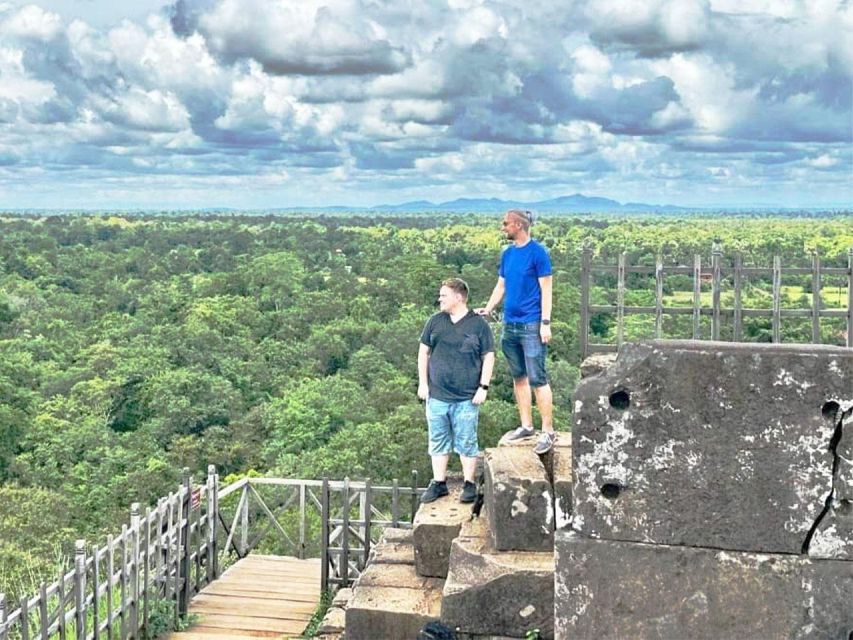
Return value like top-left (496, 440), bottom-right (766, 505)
top-left (289, 194), bottom-right (691, 214)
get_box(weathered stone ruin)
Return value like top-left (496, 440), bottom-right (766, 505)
top-left (321, 340), bottom-right (853, 639)
top-left (559, 340), bottom-right (853, 638)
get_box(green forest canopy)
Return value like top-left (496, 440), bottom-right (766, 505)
top-left (0, 212), bottom-right (851, 601)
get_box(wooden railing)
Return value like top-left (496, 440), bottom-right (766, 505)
top-left (579, 246), bottom-right (853, 357)
top-left (0, 469), bottom-right (422, 640)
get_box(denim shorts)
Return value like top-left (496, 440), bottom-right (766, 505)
top-left (501, 322), bottom-right (549, 387)
top-left (425, 398), bottom-right (480, 458)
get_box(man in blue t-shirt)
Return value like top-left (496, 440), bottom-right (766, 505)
top-left (476, 209), bottom-right (556, 454)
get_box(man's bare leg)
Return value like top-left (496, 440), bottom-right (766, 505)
top-left (513, 376), bottom-right (534, 427)
top-left (431, 454), bottom-right (449, 481)
top-left (460, 455), bottom-right (478, 484)
top-left (533, 384), bottom-right (554, 433)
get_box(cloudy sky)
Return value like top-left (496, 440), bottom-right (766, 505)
top-left (0, 0), bottom-right (850, 210)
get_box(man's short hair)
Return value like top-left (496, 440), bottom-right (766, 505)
top-left (441, 277), bottom-right (469, 300)
top-left (506, 208), bottom-right (536, 231)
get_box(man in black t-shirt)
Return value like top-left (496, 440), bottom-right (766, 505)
top-left (418, 278), bottom-right (495, 504)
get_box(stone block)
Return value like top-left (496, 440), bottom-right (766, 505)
top-left (572, 340), bottom-right (853, 554)
top-left (442, 512), bottom-right (554, 639)
top-left (413, 480), bottom-right (470, 577)
top-left (345, 584), bottom-right (443, 640)
top-left (330, 587), bottom-right (352, 608)
top-left (357, 561), bottom-right (444, 591)
top-left (485, 444), bottom-right (553, 551)
top-left (580, 352), bottom-right (617, 378)
top-left (552, 442), bottom-right (572, 530)
top-left (555, 530), bottom-right (853, 639)
top-left (316, 606), bottom-right (346, 635)
top-left (811, 406), bottom-right (853, 560)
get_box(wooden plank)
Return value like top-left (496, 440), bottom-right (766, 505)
top-left (167, 631), bottom-right (285, 640)
top-left (189, 599), bottom-right (316, 619)
top-left (187, 613), bottom-right (309, 634)
top-left (195, 585), bottom-right (319, 602)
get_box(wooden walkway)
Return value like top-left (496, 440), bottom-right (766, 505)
top-left (168, 555), bottom-right (322, 640)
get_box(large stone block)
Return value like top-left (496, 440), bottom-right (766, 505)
top-left (345, 584), bottom-right (443, 640)
top-left (812, 405), bottom-right (853, 560)
top-left (413, 481), bottom-right (470, 577)
top-left (572, 340), bottom-right (853, 554)
top-left (485, 444), bottom-right (553, 551)
top-left (554, 530), bottom-right (853, 639)
top-left (553, 441), bottom-right (572, 531)
top-left (442, 512), bottom-right (554, 639)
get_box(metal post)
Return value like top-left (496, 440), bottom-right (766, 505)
top-left (772, 255), bottom-right (782, 343)
top-left (692, 254), bottom-right (701, 340)
top-left (712, 244), bottom-right (722, 340)
top-left (74, 540), bottom-right (86, 640)
top-left (580, 243), bottom-right (591, 357)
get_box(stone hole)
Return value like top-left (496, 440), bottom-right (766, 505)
top-left (609, 389), bottom-right (631, 410)
top-left (822, 400), bottom-right (840, 421)
top-left (600, 483), bottom-right (622, 500)
top-left (837, 499), bottom-right (852, 518)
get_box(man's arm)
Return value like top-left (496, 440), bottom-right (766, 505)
top-left (476, 277), bottom-right (506, 316)
top-left (417, 343), bottom-right (430, 400)
top-left (471, 351), bottom-right (495, 406)
top-left (539, 275), bottom-right (553, 344)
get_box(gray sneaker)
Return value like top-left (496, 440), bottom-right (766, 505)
top-left (507, 425), bottom-right (535, 441)
top-left (533, 431), bottom-right (556, 455)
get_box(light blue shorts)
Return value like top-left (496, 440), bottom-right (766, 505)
top-left (425, 398), bottom-right (480, 458)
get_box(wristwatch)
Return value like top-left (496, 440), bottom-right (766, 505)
top-left (478, 384), bottom-right (490, 390)
top-left (541, 319), bottom-right (551, 325)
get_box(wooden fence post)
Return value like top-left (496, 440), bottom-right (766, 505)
top-left (341, 477), bottom-right (351, 588)
top-left (298, 482), bottom-right (306, 560)
top-left (142, 507), bottom-right (151, 637)
top-left (91, 548), bottom-right (100, 640)
top-left (580, 243), bottom-right (591, 358)
top-left (240, 484), bottom-right (250, 557)
top-left (847, 248), bottom-right (853, 347)
top-left (692, 254), bottom-right (701, 339)
top-left (179, 469), bottom-right (191, 616)
top-left (616, 252), bottom-right (626, 347)
top-left (0, 593), bottom-right (7, 640)
top-left (39, 584), bottom-right (48, 640)
top-left (19, 596), bottom-right (27, 640)
top-left (733, 253), bottom-right (743, 342)
top-left (362, 479), bottom-right (372, 571)
top-left (772, 255), bottom-right (782, 342)
top-left (130, 504), bottom-right (140, 638)
top-left (811, 251), bottom-right (821, 343)
top-left (654, 256), bottom-right (663, 339)
top-left (74, 540), bottom-right (86, 640)
top-left (712, 244), bottom-right (722, 340)
top-left (105, 535), bottom-right (113, 640)
top-left (320, 478), bottom-right (330, 592)
top-left (391, 479), bottom-right (400, 528)
top-left (409, 470), bottom-right (419, 523)
top-left (207, 465), bottom-right (217, 583)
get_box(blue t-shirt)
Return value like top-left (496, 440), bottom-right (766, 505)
top-left (499, 240), bottom-right (552, 323)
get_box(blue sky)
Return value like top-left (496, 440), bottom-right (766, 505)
top-left (0, 0), bottom-right (850, 210)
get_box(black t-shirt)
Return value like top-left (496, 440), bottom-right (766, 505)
top-left (420, 310), bottom-right (495, 402)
